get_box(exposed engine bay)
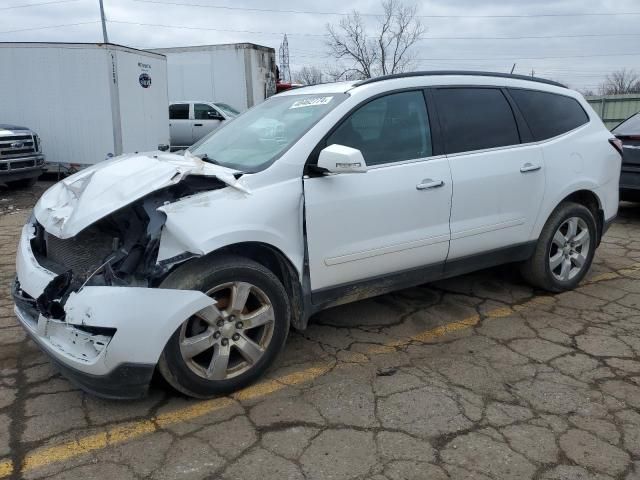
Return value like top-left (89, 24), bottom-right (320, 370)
top-left (28, 175), bottom-right (228, 317)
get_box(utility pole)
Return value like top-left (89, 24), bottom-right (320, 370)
top-left (98, 0), bottom-right (109, 44)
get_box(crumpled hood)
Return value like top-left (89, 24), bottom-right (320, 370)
top-left (34, 151), bottom-right (246, 239)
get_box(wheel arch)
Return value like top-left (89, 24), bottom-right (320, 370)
top-left (176, 242), bottom-right (306, 330)
top-left (535, 188), bottom-right (605, 246)
top-left (558, 189), bottom-right (604, 245)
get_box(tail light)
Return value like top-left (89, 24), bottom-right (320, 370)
top-left (609, 138), bottom-right (624, 157)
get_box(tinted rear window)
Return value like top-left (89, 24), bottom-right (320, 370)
top-left (169, 104), bottom-right (189, 120)
top-left (509, 89), bottom-right (589, 141)
top-left (434, 88), bottom-right (520, 154)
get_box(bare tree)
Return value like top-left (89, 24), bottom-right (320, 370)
top-left (294, 66), bottom-right (324, 85)
top-left (326, 0), bottom-right (424, 80)
top-left (323, 66), bottom-right (363, 82)
top-left (599, 69), bottom-right (640, 95)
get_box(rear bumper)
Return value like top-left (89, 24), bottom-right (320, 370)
top-left (0, 154), bottom-right (45, 182)
top-left (620, 168), bottom-right (640, 200)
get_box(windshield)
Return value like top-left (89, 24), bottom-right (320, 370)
top-left (215, 103), bottom-right (241, 116)
top-left (190, 93), bottom-right (347, 172)
top-left (613, 112), bottom-right (640, 136)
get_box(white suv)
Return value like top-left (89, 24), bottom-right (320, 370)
top-left (14, 72), bottom-right (620, 399)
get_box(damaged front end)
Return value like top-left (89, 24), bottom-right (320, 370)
top-left (13, 152), bottom-right (245, 399)
top-left (31, 174), bottom-right (227, 299)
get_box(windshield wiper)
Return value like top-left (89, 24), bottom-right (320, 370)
top-left (194, 153), bottom-right (220, 165)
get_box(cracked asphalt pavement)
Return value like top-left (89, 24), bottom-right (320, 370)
top-left (2, 180), bottom-right (640, 479)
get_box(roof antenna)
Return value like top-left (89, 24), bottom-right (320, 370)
top-left (510, 63), bottom-right (516, 74)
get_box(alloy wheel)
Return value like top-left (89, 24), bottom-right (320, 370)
top-left (549, 216), bottom-right (591, 282)
top-left (179, 281), bottom-right (275, 380)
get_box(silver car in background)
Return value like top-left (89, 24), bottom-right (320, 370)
top-left (169, 101), bottom-right (239, 150)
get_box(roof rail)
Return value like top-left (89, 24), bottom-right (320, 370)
top-left (353, 71), bottom-right (567, 89)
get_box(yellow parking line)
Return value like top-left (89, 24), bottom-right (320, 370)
top-left (3, 366), bottom-right (330, 478)
top-left (3, 260), bottom-right (639, 478)
top-left (0, 461), bottom-right (12, 478)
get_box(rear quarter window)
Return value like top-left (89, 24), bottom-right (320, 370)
top-left (612, 112), bottom-right (640, 136)
top-left (508, 89), bottom-right (589, 141)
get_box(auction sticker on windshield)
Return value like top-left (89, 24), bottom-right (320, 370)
top-left (289, 96), bottom-right (333, 109)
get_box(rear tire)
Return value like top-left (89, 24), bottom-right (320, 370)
top-left (158, 254), bottom-right (290, 398)
top-left (521, 202), bottom-right (597, 292)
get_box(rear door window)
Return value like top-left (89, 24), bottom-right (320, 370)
top-left (169, 103), bottom-right (189, 120)
top-left (509, 89), bottom-right (589, 141)
top-left (433, 88), bottom-right (520, 154)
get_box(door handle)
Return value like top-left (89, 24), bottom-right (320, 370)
top-left (520, 163), bottom-right (542, 173)
top-left (416, 179), bottom-right (444, 190)
top-left (194, 123), bottom-right (203, 127)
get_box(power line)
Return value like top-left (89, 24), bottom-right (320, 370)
top-left (130, 0), bottom-right (640, 19)
top-left (416, 53), bottom-right (640, 61)
top-left (0, 21), bottom-right (100, 34)
top-left (0, 0), bottom-right (79, 10)
top-left (291, 49), bottom-right (640, 62)
top-left (108, 19), bottom-right (318, 36)
top-left (418, 33), bottom-right (640, 40)
top-left (107, 20), bottom-right (640, 42)
top-left (290, 52), bottom-right (640, 61)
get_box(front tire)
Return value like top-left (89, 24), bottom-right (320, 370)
top-left (521, 202), bottom-right (597, 292)
top-left (158, 254), bottom-right (290, 398)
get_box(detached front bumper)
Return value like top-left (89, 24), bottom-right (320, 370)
top-left (14, 222), bottom-right (215, 399)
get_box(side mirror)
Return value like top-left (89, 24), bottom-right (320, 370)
top-left (207, 112), bottom-right (224, 121)
top-left (158, 144), bottom-right (170, 152)
top-left (317, 144), bottom-right (367, 174)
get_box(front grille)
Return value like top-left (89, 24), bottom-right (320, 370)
top-left (0, 134), bottom-right (36, 158)
top-left (10, 159), bottom-right (35, 169)
top-left (0, 158), bottom-right (38, 171)
top-left (44, 225), bottom-right (116, 278)
top-left (6, 148), bottom-right (34, 156)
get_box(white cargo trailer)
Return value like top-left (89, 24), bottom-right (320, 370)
top-left (0, 42), bottom-right (170, 169)
top-left (150, 43), bottom-right (277, 112)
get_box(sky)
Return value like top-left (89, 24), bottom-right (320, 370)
top-left (2, 0), bottom-right (640, 93)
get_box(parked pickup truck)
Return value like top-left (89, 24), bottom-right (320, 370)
top-left (169, 102), bottom-right (239, 150)
top-left (0, 124), bottom-right (44, 188)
